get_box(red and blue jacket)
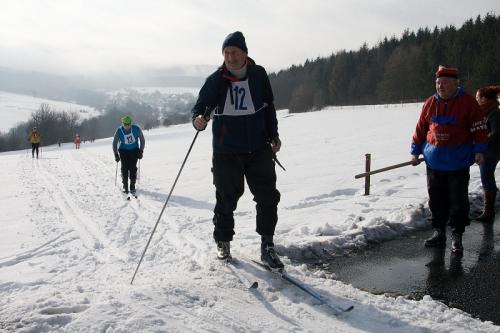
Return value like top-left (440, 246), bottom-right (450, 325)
top-left (191, 59), bottom-right (278, 154)
top-left (411, 87), bottom-right (488, 171)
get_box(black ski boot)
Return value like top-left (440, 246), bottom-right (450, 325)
top-left (451, 233), bottom-right (463, 255)
top-left (424, 228), bottom-right (446, 248)
top-left (130, 181), bottom-right (136, 195)
top-left (216, 241), bottom-right (231, 260)
top-left (261, 236), bottom-right (284, 271)
top-left (122, 182), bottom-right (129, 194)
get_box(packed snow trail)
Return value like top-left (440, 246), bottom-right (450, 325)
top-left (1, 148), bottom-right (357, 332)
top-left (0, 106), bottom-right (498, 332)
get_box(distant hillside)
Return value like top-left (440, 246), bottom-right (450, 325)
top-left (0, 65), bottom-right (211, 110)
top-left (0, 67), bottom-right (109, 109)
top-left (269, 13), bottom-right (500, 112)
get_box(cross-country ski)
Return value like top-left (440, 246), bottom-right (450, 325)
top-left (250, 259), bottom-right (354, 315)
top-left (224, 258), bottom-right (258, 289)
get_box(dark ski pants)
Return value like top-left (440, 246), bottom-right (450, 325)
top-left (426, 166), bottom-right (470, 235)
top-left (119, 149), bottom-right (139, 188)
top-left (479, 152), bottom-right (499, 192)
top-left (31, 143), bottom-right (39, 158)
top-left (212, 147), bottom-right (281, 242)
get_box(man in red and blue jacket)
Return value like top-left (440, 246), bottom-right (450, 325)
top-left (411, 66), bottom-right (487, 254)
top-left (192, 31), bottom-right (283, 271)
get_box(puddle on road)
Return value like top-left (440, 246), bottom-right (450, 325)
top-left (294, 222), bottom-right (500, 325)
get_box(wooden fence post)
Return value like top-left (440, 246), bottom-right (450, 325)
top-left (364, 153), bottom-right (371, 195)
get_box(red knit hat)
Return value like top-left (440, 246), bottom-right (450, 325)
top-left (435, 66), bottom-right (458, 78)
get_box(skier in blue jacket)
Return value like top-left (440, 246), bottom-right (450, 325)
top-left (192, 31), bottom-right (283, 270)
top-left (112, 115), bottom-right (145, 195)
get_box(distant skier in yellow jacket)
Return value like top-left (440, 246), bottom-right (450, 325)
top-left (28, 127), bottom-right (41, 159)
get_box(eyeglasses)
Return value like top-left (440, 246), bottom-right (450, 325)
top-left (123, 123), bottom-right (131, 126)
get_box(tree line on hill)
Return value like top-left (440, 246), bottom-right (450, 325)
top-left (269, 13), bottom-right (500, 112)
top-left (0, 96), bottom-right (195, 152)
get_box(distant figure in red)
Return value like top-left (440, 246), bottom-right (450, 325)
top-left (74, 134), bottom-right (81, 149)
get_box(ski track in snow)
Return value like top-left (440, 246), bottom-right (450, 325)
top-left (2, 150), bottom-right (276, 332)
top-left (0, 108), bottom-right (498, 332)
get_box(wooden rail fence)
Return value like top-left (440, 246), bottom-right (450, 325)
top-left (354, 154), bottom-right (424, 195)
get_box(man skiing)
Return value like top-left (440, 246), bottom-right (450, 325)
top-left (112, 115), bottom-right (145, 195)
top-left (28, 126), bottom-right (41, 159)
top-left (192, 31), bottom-right (284, 271)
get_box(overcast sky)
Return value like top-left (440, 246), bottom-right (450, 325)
top-left (0, 0), bottom-right (497, 77)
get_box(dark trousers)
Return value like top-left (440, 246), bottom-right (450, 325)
top-left (31, 143), bottom-right (39, 157)
top-left (119, 149), bottom-right (138, 186)
top-left (427, 166), bottom-right (470, 234)
top-left (479, 152), bottom-right (499, 192)
top-left (212, 147), bottom-right (281, 242)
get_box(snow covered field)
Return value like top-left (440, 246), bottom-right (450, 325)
top-left (0, 91), bottom-right (100, 133)
top-left (0, 104), bottom-right (497, 332)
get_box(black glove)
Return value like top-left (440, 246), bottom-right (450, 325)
top-left (115, 154), bottom-right (120, 162)
top-left (137, 150), bottom-right (143, 159)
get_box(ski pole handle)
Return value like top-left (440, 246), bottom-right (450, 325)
top-left (193, 106), bottom-right (214, 131)
top-left (202, 106), bottom-right (212, 121)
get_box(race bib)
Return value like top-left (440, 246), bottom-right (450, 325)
top-left (124, 132), bottom-right (136, 145)
top-left (222, 80), bottom-right (256, 116)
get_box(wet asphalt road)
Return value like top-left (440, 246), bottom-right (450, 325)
top-left (305, 219), bottom-right (500, 325)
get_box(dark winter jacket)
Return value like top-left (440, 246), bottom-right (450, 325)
top-left (191, 60), bottom-right (279, 154)
top-left (484, 106), bottom-right (500, 158)
top-left (411, 87), bottom-right (488, 171)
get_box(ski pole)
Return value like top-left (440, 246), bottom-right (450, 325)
top-left (131, 107), bottom-right (212, 284)
top-left (138, 159), bottom-right (141, 184)
top-left (273, 153), bottom-right (286, 171)
top-left (115, 162), bottom-right (118, 186)
top-left (268, 139), bottom-right (286, 171)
